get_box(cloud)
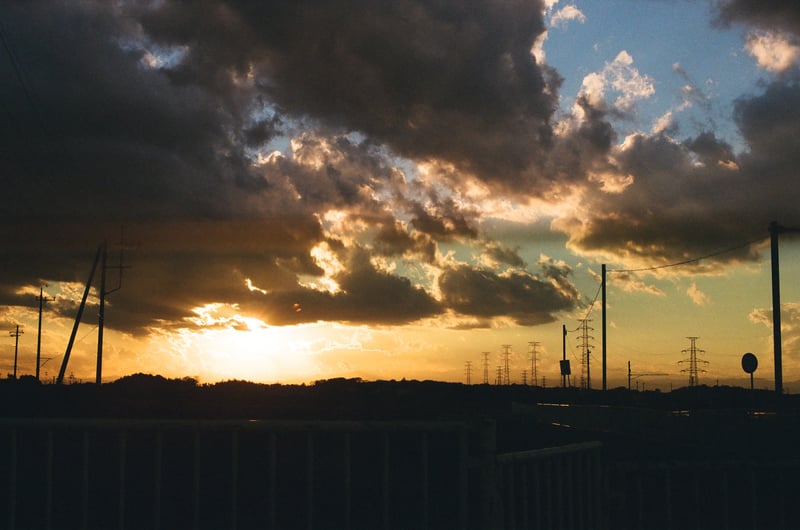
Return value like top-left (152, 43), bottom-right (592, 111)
top-left (744, 30), bottom-right (800, 72)
top-left (550, 5), bottom-right (586, 28)
top-left (578, 51), bottom-right (655, 113)
top-left (437, 260), bottom-right (578, 326)
top-left (553, 71), bottom-right (800, 269)
top-left (750, 302), bottom-right (800, 359)
top-left (687, 282), bottom-right (710, 305)
top-left (714, 0), bottom-right (800, 36)
top-left (130, 0), bottom-right (560, 190)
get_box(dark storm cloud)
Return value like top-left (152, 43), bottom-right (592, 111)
top-left (713, 0), bottom-right (800, 35)
top-left (1, 0), bottom-right (580, 334)
top-left (132, 0), bottom-right (558, 188)
top-left (253, 248), bottom-right (442, 326)
top-left (559, 74), bottom-right (800, 266)
top-left (438, 263), bottom-right (578, 326)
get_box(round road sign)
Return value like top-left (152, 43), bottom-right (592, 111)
top-left (741, 352), bottom-right (758, 374)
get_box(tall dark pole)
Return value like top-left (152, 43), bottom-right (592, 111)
top-left (562, 324), bottom-right (567, 388)
top-left (96, 242), bottom-right (107, 385)
top-left (602, 264), bottom-right (607, 391)
top-left (10, 325), bottom-right (23, 379)
top-left (35, 287), bottom-right (53, 382)
top-left (769, 221), bottom-right (783, 395)
top-left (58, 245), bottom-right (102, 385)
top-left (37, 288), bottom-right (44, 381)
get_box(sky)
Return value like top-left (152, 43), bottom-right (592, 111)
top-left (3, 0), bottom-right (800, 390)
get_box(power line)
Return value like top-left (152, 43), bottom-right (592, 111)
top-left (608, 237), bottom-right (766, 274)
top-left (569, 236), bottom-right (765, 333)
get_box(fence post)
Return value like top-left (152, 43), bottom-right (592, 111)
top-left (478, 420), bottom-right (499, 530)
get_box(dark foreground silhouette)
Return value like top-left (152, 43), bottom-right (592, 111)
top-left (1, 376), bottom-right (798, 529)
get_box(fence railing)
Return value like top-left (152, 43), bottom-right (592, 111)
top-left (495, 441), bottom-right (604, 530)
top-left (1, 418), bottom-right (502, 530)
top-left (605, 459), bottom-right (800, 530)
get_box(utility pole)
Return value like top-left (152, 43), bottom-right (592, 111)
top-left (96, 235), bottom-right (128, 385)
top-left (561, 324), bottom-right (567, 388)
top-left (628, 360), bottom-right (668, 390)
top-left (36, 286), bottom-right (55, 382)
top-left (601, 264), bottom-right (607, 391)
top-left (679, 336), bottom-right (708, 387)
top-left (768, 221), bottom-right (800, 394)
top-left (9, 325), bottom-right (23, 379)
top-left (528, 341), bottom-right (540, 386)
top-left (58, 245), bottom-right (102, 385)
top-left (482, 352), bottom-right (490, 385)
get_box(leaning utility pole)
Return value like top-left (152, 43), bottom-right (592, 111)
top-left (57, 246), bottom-right (102, 385)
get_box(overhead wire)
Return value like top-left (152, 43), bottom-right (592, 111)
top-left (607, 236), bottom-right (767, 274)
top-left (565, 235), bottom-right (767, 334)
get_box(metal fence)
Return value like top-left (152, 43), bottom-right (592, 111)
top-left (1, 419), bottom-right (498, 530)
top-left (605, 459), bottom-right (800, 530)
top-left (495, 441), bottom-right (604, 530)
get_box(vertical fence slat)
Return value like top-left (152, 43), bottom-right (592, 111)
top-left (231, 429), bottom-right (238, 530)
top-left (507, 463), bottom-right (516, 530)
top-left (383, 431), bottom-right (390, 530)
top-left (420, 432), bottom-right (429, 530)
top-left (118, 431), bottom-right (126, 530)
top-left (533, 460), bottom-right (542, 530)
top-left (192, 429), bottom-right (200, 530)
top-left (344, 432), bottom-right (352, 530)
top-left (8, 428), bottom-right (16, 530)
top-left (307, 432), bottom-right (314, 530)
top-left (45, 430), bottom-right (53, 530)
top-left (663, 464), bottom-right (671, 530)
top-left (458, 428), bottom-right (469, 530)
top-left (750, 463), bottom-right (758, 530)
top-left (556, 456), bottom-right (564, 530)
top-left (82, 430), bottom-right (90, 530)
top-left (521, 463), bottom-right (529, 530)
top-left (268, 432), bottom-right (277, 530)
top-left (154, 430), bottom-right (162, 530)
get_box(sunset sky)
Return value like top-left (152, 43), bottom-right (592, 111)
top-left (3, 0), bottom-right (800, 390)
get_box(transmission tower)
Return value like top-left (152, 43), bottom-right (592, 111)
top-left (528, 341), bottom-right (541, 386)
top-left (482, 352), bottom-right (490, 385)
top-left (495, 366), bottom-right (503, 385)
top-left (464, 361), bottom-right (472, 385)
top-left (577, 319), bottom-right (594, 389)
top-left (679, 336), bottom-right (708, 387)
top-left (9, 325), bottom-right (23, 379)
top-left (521, 369), bottom-right (528, 386)
top-left (501, 344), bottom-right (512, 385)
